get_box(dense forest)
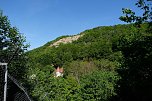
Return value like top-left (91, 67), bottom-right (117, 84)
top-left (0, 0), bottom-right (152, 101)
top-left (26, 22), bottom-right (152, 101)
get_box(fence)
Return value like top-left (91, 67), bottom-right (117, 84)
top-left (0, 63), bottom-right (32, 101)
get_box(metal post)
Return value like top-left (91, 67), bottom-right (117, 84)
top-left (0, 63), bottom-right (8, 101)
top-left (4, 63), bottom-right (8, 101)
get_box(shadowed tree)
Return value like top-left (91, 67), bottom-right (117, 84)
top-left (114, 0), bottom-right (152, 101)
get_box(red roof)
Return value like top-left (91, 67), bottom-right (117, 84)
top-left (55, 67), bottom-right (63, 73)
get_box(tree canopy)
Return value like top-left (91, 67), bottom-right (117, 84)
top-left (0, 11), bottom-right (28, 79)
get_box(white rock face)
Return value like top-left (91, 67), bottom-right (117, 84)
top-left (50, 34), bottom-right (83, 47)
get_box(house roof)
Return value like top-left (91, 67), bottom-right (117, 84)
top-left (55, 67), bottom-right (63, 73)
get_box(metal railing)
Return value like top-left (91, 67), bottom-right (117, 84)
top-left (0, 63), bottom-right (32, 101)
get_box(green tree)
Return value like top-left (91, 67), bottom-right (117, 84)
top-left (80, 71), bottom-right (119, 101)
top-left (0, 11), bottom-right (28, 79)
top-left (115, 0), bottom-right (152, 100)
top-left (29, 68), bottom-right (81, 101)
top-left (119, 0), bottom-right (152, 24)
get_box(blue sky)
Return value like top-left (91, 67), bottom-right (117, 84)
top-left (0, 0), bottom-right (141, 50)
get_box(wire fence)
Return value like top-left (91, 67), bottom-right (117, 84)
top-left (0, 63), bottom-right (32, 101)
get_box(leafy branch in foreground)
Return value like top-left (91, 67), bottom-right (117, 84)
top-left (120, 0), bottom-right (152, 25)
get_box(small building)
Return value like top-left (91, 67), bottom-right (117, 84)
top-left (54, 67), bottom-right (63, 77)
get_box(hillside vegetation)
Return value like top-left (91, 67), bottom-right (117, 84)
top-left (0, 0), bottom-right (151, 100)
top-left (26, 23), bottom-right (152, 101)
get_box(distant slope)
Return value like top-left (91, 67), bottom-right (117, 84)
top-left (27, 23), bottom-right (149, 70)
top-left (27, 24), bottom-right (139, 68)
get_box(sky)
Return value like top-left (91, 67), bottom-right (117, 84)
top-left (0, 0), bottom-right (141, 50)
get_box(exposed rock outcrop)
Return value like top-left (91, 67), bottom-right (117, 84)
top-left (50, 34), bottom-right (83, 47)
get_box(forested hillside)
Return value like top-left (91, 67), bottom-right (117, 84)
top-left (26, 23), bottom-right (152, 101)
top-left (1, 0), bottom-right (151, 100)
